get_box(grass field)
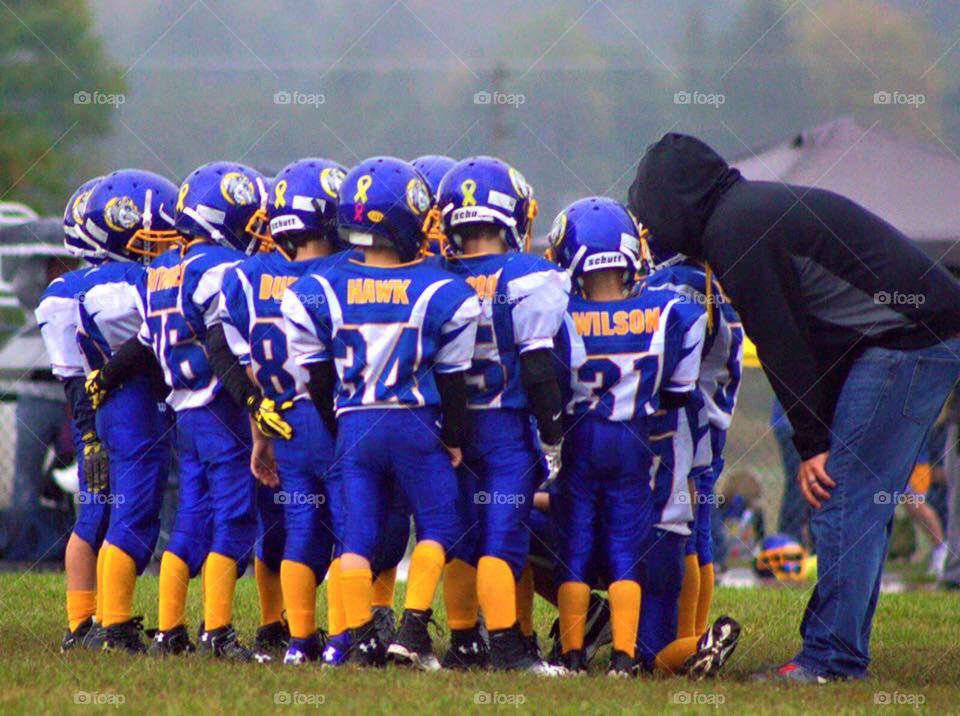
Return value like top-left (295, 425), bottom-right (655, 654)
top-left (0, 573), bottom-right (957, 714)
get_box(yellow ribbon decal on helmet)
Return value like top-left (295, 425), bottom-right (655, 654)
top-left (461, 179), bottom-right (477, 207)
top-left (354, 175), bottom-right (373, 203)
top-left (176, 183), bottom-right (190, 213)
top-left (273, 179), bottom-right (288, 209)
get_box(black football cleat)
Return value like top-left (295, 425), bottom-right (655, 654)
top-left (347, 620), bottom-right (386, 667)
top-left (560, 647), bottom-right (588, 676)
top-left (82, 621), bottom-right (107, 651)
top-left (373, 606), bottom-right (397, 645)
top-left (682, 616), bottom-right (741, 680)
top-left (607, 649), bottom-right (639, 679)
top-left (441, 625), bottom-right (489, 670)
top-left (386, 608), bottom-right (441, 671)
top-left (548, 593), bottom-right (611, 664)
top-left (147, 624), bottom-right (196, 656)
top-left (284, 631), bottom-right (327, 665)
top-left (102, 617), bottom-right (148, 654)
top-left (488, 623), bottom-right (565, 676)
top-left (199, 625), bottom-right (271, 663)
top-left (61, 617), bottom-right (94, 653)
top-left (254, 619), bottom-right (290, 653)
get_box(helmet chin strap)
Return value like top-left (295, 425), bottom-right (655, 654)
top-left (182, 205), bottom-right (225, 243)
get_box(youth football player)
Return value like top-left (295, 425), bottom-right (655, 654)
top-left (548, 196), bottom-right (707, 677)
top-left (436, 156), bottom-right (568, 674)
top-left (281, 156), bottom-right (480, 669)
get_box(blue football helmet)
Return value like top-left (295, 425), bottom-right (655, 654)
top-left (412, 155), bottom-right (456, 255)
top-left (81, 169), bottom-right (179, 263)
top-left (170, 161), bottom-right (270, 255)
top-left (63, 177), bottom-right (104, 262)
top-left (337, 156), bottom-right (433, 263)
top-left (547, 196), bottom-right (641, 293)
top-left (267, 157), bottom-right (347, 257)
top-left (437, 156), bottom-right (537, 253)
top-left (753, 533), bottom-right (810, 581)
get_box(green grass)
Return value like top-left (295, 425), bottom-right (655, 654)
top-left (0, 573), bottom-right (956, 714)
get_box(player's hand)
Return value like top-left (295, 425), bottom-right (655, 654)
top-left (247, 395), bottom-right (294, 440)
top-left (251, 436), bottom-right (279, 488)
top-left (540, 439), bottom-right (562, 485)
top-left (82, 431), bottom-right (109, 494)
top-left (446, 445), bottom-right (463, 468)
top-left (798, 452), bottom-right (834, 509)
top-left (85, 370), bottom-right (109, 410)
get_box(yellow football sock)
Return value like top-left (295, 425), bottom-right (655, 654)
top-left (372, 566), bottom-right (397, 609)
top-left (326, 558), bottom-right (347, 636)
top-left (655, 636), bottom-right (700, 675)
top-left (340, 568), bottom-right (374, 629)
top-left (102, 546), bottom-right (137, 627)
top-left (515, 563), bottom-right (535, 637)
top-left (443, 559), bottom-right (478, 630)
top-left (204, 552), bottom-right (238, 631)
top-left (255, 558), bottom-right (285, 626)
top-left (608, 580), bottom-right (641, 658)
top-left (477, 556), bottom-right (517, 631)
top-left (158, 551), bottom-right (191, 632)
top-left (95, 543), bottom-right (108, 623)
top-left (404, 541), bottom-right (445, 612)
top-left (677, 554), bottom-right (701, 639)
top-left (557, 582), bottom-right (590, 653)
top-left (281, 560), bottom-right (317, 639)
top-left (66, 590), bottom-right (96, 632)
top-left (696, 562), bottom-right (714, 636)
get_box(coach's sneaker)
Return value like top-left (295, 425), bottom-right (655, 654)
top-left (102, 617), bottom-right (148, 654)
top-left (61, 617), bottom-right (94, 653)
top-left (607, 650), bottom-right (639, 679)
top-left (559, 648), bottom-right (588, 676)
top-left (441, 625), bottom-right (490, 670)
top-left (199, 625), bottom-right (271, 663)
top-left (254, 619), bottom-right (290, 653)
top-left (284, 631), bottom-right (326, 665)
top-left (373, 606), bottom-right (397, 645)
top-left (682, 616), bottom-right (741, 680)
top-left (347, 620), bottom-right (386, 667)
top-left (387, 608), bottom-right (441, 671)
top-left (322, 633), bottom-right (351, 667)
top-left (750, 661), bottom-right (831, 684)
top-left (147, 625), bottom-right (195, 656)
top-left (489, 624), bottom-right (565, 676)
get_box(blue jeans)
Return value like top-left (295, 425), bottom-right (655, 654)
top-left (796, 338), bottom-right (960, 678)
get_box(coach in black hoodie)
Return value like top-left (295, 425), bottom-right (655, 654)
top-left (630, 133), bottom-right (960, 682)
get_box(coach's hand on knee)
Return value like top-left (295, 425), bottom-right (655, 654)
top-left (798, 452), bottom-right (835, 509)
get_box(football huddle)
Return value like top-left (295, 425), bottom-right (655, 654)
top-left (38, 151), bottom-right (743, 679)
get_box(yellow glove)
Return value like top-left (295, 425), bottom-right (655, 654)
top-left (82, 431), bottom-right (110, 494)
top-left (84, 369), bottom-right (109, 409)
top-left (247, 395), bottom-right (294, 440)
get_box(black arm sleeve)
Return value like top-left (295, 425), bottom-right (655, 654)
top-left (436, 371), bottom-right (469, 449)
top-left (204, 324), bottom-right (261, 412)
top-left (99, 337), bottom-right (156, 392)
top-left (63, 377), bottom-right (97, 437)
top-left (520, 348), bottom-right (563, 446)
top-left (659, 390), bottom-right (691, 411)
top-left (306, 362), bottom-right (337, 436)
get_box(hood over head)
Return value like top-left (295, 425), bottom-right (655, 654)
top-left (628, 133), bottom-right (741, 259)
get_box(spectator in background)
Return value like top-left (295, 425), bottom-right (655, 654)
top-left (771, 398), bottom-right (809, 548)
top-left (900, 427), bottom-right (947, 578)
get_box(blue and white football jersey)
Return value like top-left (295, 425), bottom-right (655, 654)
top-left (35, 270), bottom-right (88, 379)
top-left (137, 243), bottom-right (243, 411)
top-left (219, 251), bottom-right (349, 404)
top-left (75, 262), bottom-right (146, 373)
top-left (555, 289), bottom-right (707, 422)
top-left (442, 252), bottom-right (570, 409)
top-left (281, 258), bottom-right (480, 414)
